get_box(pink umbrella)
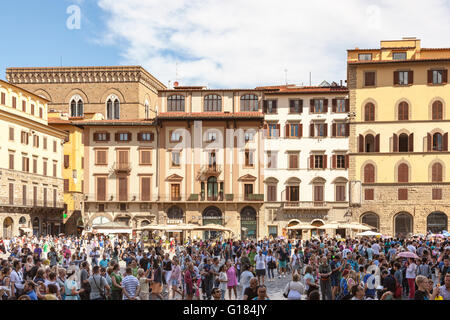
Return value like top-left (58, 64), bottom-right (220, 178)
top-left (397, 251), bottom-right (419, 259)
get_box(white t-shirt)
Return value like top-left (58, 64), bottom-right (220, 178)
top-left (240, 270), bottom-right (253, 289)
top-left (218, 272), bottom-right (228, 291)
top-left (372, 243), bottom-right (381, 255)
top-left (255, 254), bottom-right (266, 270)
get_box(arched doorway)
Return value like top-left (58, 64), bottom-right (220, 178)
top-left (394, 212), bottom-right (413, 238)
top-left (202, 206), bottom-right (223, 240)
top-left (427, 212), bottom-right (448, 234)
top-left (286, 220), bottom-right (302, 239)
top-left (241, 206), bottom-right (257, 240)
top-left (76, 218), bottom-right (84, 237)
top-left (311, 219), bottom-right (325, 237)
top-left (32, 217), bottom-right (40, 236)
top-left (3, 217), bottom-right (14, 239)
top-left (92, 216), bottom-right (111, 226)
top-left (361, 212), bottom-right (380, 231)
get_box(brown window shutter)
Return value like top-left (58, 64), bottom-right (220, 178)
top-left (273, 100), bottom-right (277, 113)
top-left (115, 133), bottom-right (120, 141)
top-left (365, 189), bottom-right (374, 200)
top-left (137, 133), bottom-right (142, 141)
top-left (263, 100), bottom-right (268, 113)
top-left (97, 177), bottom-right (106, 201)
top-left (332, 155), bottom-right (337, 169)
top-left (444, 133), bottom-right (448, 151)
top-left (64, 155), bottom-right (70, 168)
top-left (323, 99), bottom-right (328, 113)
top-left (408, 71), bottom-right (414, 85)
top-left (375, 134), bottom-right (380, 152)
top-left (393, 71), bottom-right (399, 85)
top-left (285, 124), bottom-right (290, 138)
top-left (332, 123), bottom-right (336, 137)
top-left (141, 177), bottom-right (151, 201)
top-left (345, 123), bottom-right (350, 137)
top-left (398, 189), bottom-right (408, 200)
top-left (310, 99), bottom-right (314, 113)
top-left (345, 155), bottom-right (349, 169)
top-left (332, 99), bottom-right (337, 112)
top-left (309, 155), bottom-right (314, 169)
top-left (105, 133), bottom-right (110, 141)
top-left (427, 70), bottom-right (433, 84)
top-left (398, 164), bottom-right (409, 183)
top-left (310, 124), bottom-right (315, 137)
top-left (323, 155), bottom-right (327, 169)
top-left (150, 133), bottom-right (155, 141)
top-left (393, 134), bottom-right (398, 152)
top-left (289, 100), bottom-right (294, 113)
top-left (358, 134), bottom-right (364, 153)
top-left (324, 124), bottom-right (328, 137)
top-left (299, 100), bottom-right (303, 113)
top-left (276, 124), bottom-right (280, 137)
top-left (119, 177), bottom-right (128, 201)
top-left (427, 133), bottom-right (432, 151)
top-left (22, 101), bottom-right (26, 111)
top-left (64, 179), bottom-right (69, 193)
top-left (293, 155), bottom-right (298, 168)
top-left (409, 133), bottom-right (414, 152)
top-left (93, 133), bottom-right (98, 141)
top-left (299, 124), bottom-right (303, 137)
top-left (1, 92), bottom-right (5, 105)
top-left (285, 186), bottom-right (290, 201)
top-left (443, 69), bottom-right (448, 83)
top-left (128, 133), bottom-right (132, 141)
top-left (345, 99), bottom-right (350, 112)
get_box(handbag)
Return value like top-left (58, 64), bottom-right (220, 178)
top-left (394, 279), bottom-right (402, 298)
top-left (283, 281), bottom-right (291, 298)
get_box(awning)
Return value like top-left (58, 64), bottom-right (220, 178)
top-left (19, 227), bottom-right (33, 233)
top-left (93, 228), bottom-right (132, 234)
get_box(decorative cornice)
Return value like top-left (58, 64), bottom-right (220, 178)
top-left (6, 66), bottom-right (167, 94)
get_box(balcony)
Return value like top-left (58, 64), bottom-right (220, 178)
top-left (283, 201), bottom-right (331, 210)
top-left (112, 162), bottom-right (132, 174)
top-left (196, 164), bottom-right (222, 180)
top-left (0, 197), bottom-right (65, 213)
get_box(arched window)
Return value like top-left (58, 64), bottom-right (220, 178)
top-left (19, 216), bottom-right (27, 224)
top-left (398, 133), bottom-right (409, 152)
top-left (427, 212), bottom-right (448, 233)
top-left (395, 212), bottom-right (413, 238)
top-left (106, 96), bottom-right (120, 119)
top-left (241, 94), bottom-right (259, 111)
top-left (398, 163), bottom-right (409, 183)
top-left (364, 103), bottom-right (375, 121)
top-left (398, 101), bottom-right (409, 120)
top-left (432, 101), bottom-right (443, 120)
top-left (204, 94), bottom-right (222, 112)
top-left (145, 101), bottom-right (150, 119)
top-left (167, 206), bottom-right (183, 220)
top-left (364, 164), bottom-right (375, 183)
top-left (433, 133), bottom-right (443, 151)
top-left (361, 212), bottom-right (380, 231)
top-left (432, 162), bottom-right (443, 182)
top-left (365, 134), bottom-right (375, 152)
top-left (70, 96), bottom-right (84, 117)
top-left (167, 95), bottom-right (185, 112)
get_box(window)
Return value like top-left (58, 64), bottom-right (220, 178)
top-left (241, 94), bottom-right (259, 111)
top-left (314, 155), bottom-right (324, 169)
top-left (171, 184), bottom-right (181, 201)
top-left (170, 131), bottom-right (182, 142)
top-left (94, 132), bottom-right (109, 142)
top-left (53, 140), bottom-right (57, 152)
top-left (208, 151), bottom-right (217, 168)
top-left (336, 155), bottom-right (346, 169)
top-left (138, 132), bottom-right (154, 142)
top-left (263, 100), bottom-right (277, 114)
top-left (432, 189), bottom-right (443, 200)
top-left (22, 101), bottom-right (26, 112)
top-left (286, 186), bottom-right (299, 202)
top-left (22, 156), bottom-right (30, 172)
top-left (398, 102), bottom-right (409, 120)
top-left (336, 185), bottom-right (346, 202)
top-left (204, 94), bottom-right (222, 111)
top-left (95, 150), bottom-right (107, 165)
top-left (98, 204), bottom-right (105, 212)
top-left (33, 135), bottom-right (39, 148)
top-left (313, 99), bottom-right (325, 113)
top-left (141, 177), bottom-right (151, 201)
top-left (53, 162), bottom-right (57, 177)
top-left (432, 101), bottom-right (443, 120)
top-left (268, 226), bottom-right (278, 237)
top-left (335, 99), bottom-right (346, 113)
top-left (167, 95), bottom-right (185, 112)
top-left (364, 72), bottom-right (376, 86)
top-left (398, 133), bottom-right (410, 152)
top-left (22, 185), bottom-right (27, 206)
top-left (267, 123), bottom-right (280, 138)
top-left (12, 96), bottom-right (17, 109)
top-left (312, 123), bottom-right (327, 137)
top-left (206, 132), bottom-right (217, 142)
top-left (336, 123), bottom-right (347, 137)
top-left (171, 151), bottom-right (181, 167)
top-left (118, 177), bottom-right (128, 201)
top-left (398, 188), bottom-right (408, 200)
top-left (365, 189), bottom-right (374, 200)
top-left (267, 151), bottom-right (277, 169)
top-left (393, 52), bottom-right (407, 60)
top-left (43, 187), bottom-right (47, 207)
top-left (64, 179), bottom-right (69, 193)
top-left (9, 183), bottom-right (14, 205)
top-left (115, 133), bottom-right (131, 142)
top-left (21, 131), bottom-right (29, 145)
top-left (1, 92), bottom-right (5, 105)
top-left (398, 71), bottom-right (409, 85)
top-left (433, 133), bottom-right (443, 151)
top-left (96, 177), bottom-right (106, 201)
top-left (314, 185), bottom-right (324, 203)
top-left (70, 96), bottom-right (84, 117)
top-left (288, 154), bottom-right (299, 169)
top-left (364, 103), bottom-right (375, 121)
top-left (244, 131), bottom-right (254, 142)
top-left (364, 164), bottom-right (375, 183)
top-left (267, 185), bottom-right (277, 202)
top-left (9, 127), bottom-right (14, 141)
top-left (43, 137), bottom-right (47, 149)
top-left (429, 70), bottom-right (448, 85)
top-left (43, 160), bottom-right (48, 176)
top-left (286, 123), bottom-right (301, 138)
top-left (359, 53), bottom-right (372, 61)
top-left (31, 104), bottom-right (35, 115)
top-left (432, 163), bottom-right (443, 182)
top-left (106, 97), bottom-right (120, 119)
top-left (39, 108), bottom-right (43, 118)
top-left (244, 150), bottom-right (254, 167)
top-left (33, 158), bottom-right (37, 173)
top-left (289, 100), bottom-right (302, 113)
top-left (9, 154), bottom-right (14, 170)
top-left (140, 149), bottom-right (152, 165)
top-left (398, 163), bottom-right (409, 183)
top-left (244, 184), bottom-right (254, 200)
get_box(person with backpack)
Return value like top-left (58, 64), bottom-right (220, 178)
top-left (88, 265), bottom-right (110, 300)
top-left (283, 273), bottom-right (304, 300)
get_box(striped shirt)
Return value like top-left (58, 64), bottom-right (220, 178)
top-left (122, 275), bottom-right (139, 300)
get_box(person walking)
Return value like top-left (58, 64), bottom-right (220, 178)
top-left (88, 265), bottom-right (110, 300)
top-left (318, 256), bottom-right (332, 300)
top-left (406, 258), bottom-right (417, 299)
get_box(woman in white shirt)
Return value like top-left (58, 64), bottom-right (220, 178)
top-left (218, 265), bottom-right (228, 300)
top-left (254, 251), bottom-right (267, 286)
top-left (406, 258), bottom-right (417, 299)
top-left (283, 273), bottom-right (305, 300)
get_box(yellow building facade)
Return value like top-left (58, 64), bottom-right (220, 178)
top-left (348, 38), bottom-right (450, 237)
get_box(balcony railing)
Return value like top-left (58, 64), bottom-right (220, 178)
top-left (112, 162), bottom-right (132, 174)
top-left (0, 197), bottom-right (65, 209)
top-left (283, 201), bottom-right (330, 209)
top-left (196, 164), bottom-right (222, 180)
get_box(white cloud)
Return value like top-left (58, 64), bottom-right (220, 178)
top-left (96, 0), bottom-right (450, 88)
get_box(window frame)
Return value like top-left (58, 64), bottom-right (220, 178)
top-left (203, 94), bottom-right (222, 112)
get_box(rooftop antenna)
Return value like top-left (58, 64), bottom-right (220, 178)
top-left (309, 72), bottom-right (312, 86)
top-left (284, 69), bottom-right (288, 85)
top-left (175, 62), bottom-right (179, 83)
top-left (60, 56), bottom-right (63, 67)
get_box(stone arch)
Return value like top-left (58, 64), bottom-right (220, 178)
top-left (427, 211), bottom-right (448, 233)
top-left (394, 159), bottom-right (411, 183)
top-left (33, 89), bottom-right (52, 102)
top-left (394, 98), bottom-right (413, 121)
top-left (100, 88), bottom-right (126, 104)
top-left (285, 177), bottom-right (301, 185)
top-left (88, 212), bottom-right (114, 226)
top-left (64, 88), bottom-right (89, 104)
top-left (428, 159), bottom-right (445, 182)
top-left (360, 98), bottom-right (378, 122)
top-left (360, 212), bottom-right (380, 231)
top-left (428, 97), bottom-right (446, 120)
top-left (264, 177), bottom-right (279, 184)
top-left (287, 219), bottom-right (302, 227)
top-left (240, 206), bottom-right (257, 239)
top-left (310, 177), bottom-right (326, 184)
top-left (331, 176), bottom-right (348, 184)
top-left (361, 160), bottom-right (377, 183)
top-left (311, 219), bottom-right (325, 227)
top-left (394, 211), bottom-right (414, 238)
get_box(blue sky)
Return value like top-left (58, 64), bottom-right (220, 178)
top-left (1, 0), bottom-right (450, 88)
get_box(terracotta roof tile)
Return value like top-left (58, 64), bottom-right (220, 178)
top-left (158, 112), bottom-right (264, 119)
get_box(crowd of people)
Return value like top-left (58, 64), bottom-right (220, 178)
top-left (0, 232), bottom-right (449, 301)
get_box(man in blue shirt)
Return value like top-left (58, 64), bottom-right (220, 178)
top-left (24, 281), bottom-right (39, 300)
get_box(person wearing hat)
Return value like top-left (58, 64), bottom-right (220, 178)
top-left (64, 267), bottom-right (83, 300)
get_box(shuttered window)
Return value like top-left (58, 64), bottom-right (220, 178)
top-left (53, 189), bottom-right (57, 207)
top-left (364, 189), bottom-right (374, 200)
top-left (39, 108), bottom-right (43, 118)
top-left (140, 150), bottom-right (152, 165)
top-left (97, 177), bottom-right (106, 201)
top-left (23, 185), bottom-right (27, 206)
top-left (314, 185), bottom-right (324, 202)
top-left (432, 163), bottom-right (443, 182)
top-left (336, 185), bottom-right (346, 201)
top-left (12, 96), bottom-right (17, 108)
top-left (171, 184), bottom-right (181, 201)
top-left (1, 92), bottom-right (5, 105)
top-left (22, 101), bottom-right (26, 112)
top-left (64, 155), bottom-right (70, 168)
top-left (263, 100), bottom-right (277, 114)
top-left (289, 100), bottom-right (303, 113)
top-left (398, 189), bottom-right (408, 200)
top-left (364, 72), bottom-right (376, 86)
top-left (141, 177), bottom-right (151, 201)
top-left (33, 158), bottom-right (37, 173)
top-left (432, 101), bottom-right (443, 120)
top-left (9, 127), bottom-right (14, 141)
top-left (288, 154), bottom-right (298, 169)
top-left (398, 102), bottom-right (409, 120)
top-left (432, 189), bottom-right (442, 200)
top-left (96, 150), bottom-right (107, 165)
top-left (364, 103), bottom-right (375, 121)
top-left (43, 187), bottom-right (47, 207)
top-left (9, 183), bottom-right (14, 205)
top-left (267, 185), bottom-right (277, 202)
top-left (364, 164), bottom-right (375, 183)
top-left (64, 179), bottom-right (69, 193)
top-left (9, 154), bottom-right (14, 170)
top-left (118, 150), bottom-right (128, 164)
top-left (118, 177), bottom-right (128, 201)
top-left (43, 160), bottom-right (47, 176)
top-left (31, 104), bottom-right (35, 115)
top-left (398, 163), bottom-right (409, 183)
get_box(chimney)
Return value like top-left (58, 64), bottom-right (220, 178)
top-left (174, 81), bottom-right (179, 88)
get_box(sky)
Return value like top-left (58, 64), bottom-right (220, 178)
top-left (1, 0), bottom-right (450, 88)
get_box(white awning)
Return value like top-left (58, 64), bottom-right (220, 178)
top-left (19, 227), bottom-right (33, 233)
top-left (94, 228), bottom-right (132, 234)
